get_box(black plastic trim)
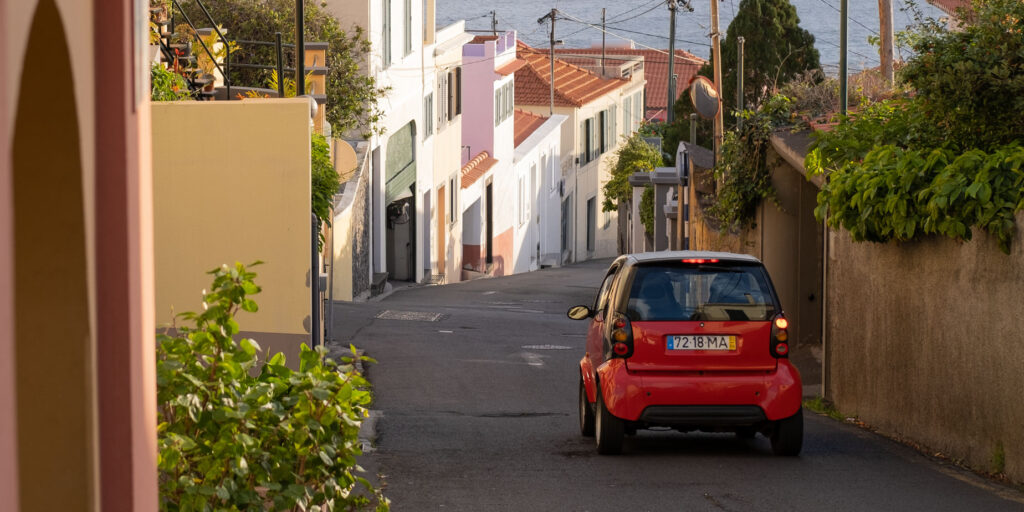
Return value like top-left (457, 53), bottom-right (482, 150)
top-left (639, 405), bottom-right (766, 426)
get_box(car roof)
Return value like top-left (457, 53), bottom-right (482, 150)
top-left (621, 251), bottom-right (763, 265)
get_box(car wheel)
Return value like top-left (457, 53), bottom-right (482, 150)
top-left (579, 378), bottom-right (595, 437)
top-left (595, 388), bottom-right (624, 455)
top-left (770, 408), bottom-right (803, 456)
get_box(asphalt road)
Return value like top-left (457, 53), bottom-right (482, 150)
top-left (330, 259), bottom-right (1024, 512)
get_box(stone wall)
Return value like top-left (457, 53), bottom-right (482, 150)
top-left (826, 211), bottom-right (1024, 482)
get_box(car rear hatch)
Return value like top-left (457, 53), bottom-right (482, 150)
top-left (621, 259), bottom-right (780, 372)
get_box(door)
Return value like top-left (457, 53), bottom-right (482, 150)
top-left (437, 185), bottom-right (446, 273)
top-left (485, 182), bottom-right (493, 265)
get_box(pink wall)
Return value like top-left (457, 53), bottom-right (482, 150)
top-left (0, 0), bottom-right (22, 506)
top-left (461, 39), bottom-right (498, 163)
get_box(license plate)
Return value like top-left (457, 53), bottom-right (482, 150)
top-left (668, 335), bottom-right (736, 351)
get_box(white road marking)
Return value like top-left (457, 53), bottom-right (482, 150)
top-left (520, 352), bottom-right (544, 367)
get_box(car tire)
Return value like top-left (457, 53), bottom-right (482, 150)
top-left (579, 378), bottom-right (595, 437)
top-left (770, 408), bottom-right (803, 456)
top-left (595, 388), bottom-right (624, 455)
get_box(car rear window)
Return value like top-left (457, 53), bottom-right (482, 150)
top-left (625, 261), bottom-right (777, 322)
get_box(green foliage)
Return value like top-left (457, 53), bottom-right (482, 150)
top-left (312, 133), bottom-right (340, 251)
top-left (664, 0), bottom-right (821, 161)
top-left (808, 0), bottom-right (1024, 253)
top-left (177, 0), bottom-right (387, 136)
top-left (803, 396), bottom-right (845, 422)
top-left (639, 186), bottom-right (655, 237)
top-left (151, 63), bottom-right (192, 101)
top-left (157, 262), bottom-right (388, 511)
top-left (898, 0), bottom-right (1024, 151)
top-left (707, 94), bottom-right (794, 231)
top-left (602, 133), bottom-right (663, 213)
top-left (814, 144), bottom-right (1024, 253)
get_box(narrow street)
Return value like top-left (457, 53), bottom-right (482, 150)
top-left (330, 261), bottom-right (1024, 512)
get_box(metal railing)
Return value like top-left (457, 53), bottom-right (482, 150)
top-left (167, 0), bottom-right (294, 99)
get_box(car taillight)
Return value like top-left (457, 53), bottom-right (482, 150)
top-left (607, 313), bottom-right (634, 359)
top-left (770, 313), bottom-right (789, 358)
top-left (681, 258), bottom-right (720, 264)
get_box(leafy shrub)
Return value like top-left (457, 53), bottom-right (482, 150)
top-left (815, 144), bottom-right (1024, 253)
top-left (311, 134), bottom-right (340, 250)
top-left (602, 132), bottom-right (663, 213)
top-left (707, 94), bottom-right (794, 231)
top-left (807, 0), bottom-right (1024, 253)
top-left (157, 262), bottom-right (387, 511)
top-left (151, 63), bottom-right (192, 101)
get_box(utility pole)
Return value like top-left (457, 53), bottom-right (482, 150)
top-left (601, 8), bottom-right (607, 77)
top-left (878, 0), bottom-right (894, 84)
top-left (710, 0), bottom-right (723, 162)
top-left (667, 0), bottom-right (678, 123)
top-left (736, 36), bottom-right (745, 131)
top-left (491, 10), bottom-right (498, 36)
top-left (295, 0), bottom-right (305, 96)
top-left (839, 0), bottom-right (848, 115)
top-left (537, 9), bottom-right (558, 115)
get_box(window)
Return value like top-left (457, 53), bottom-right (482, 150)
top-left (455, 68), bottom-right (462, 115)
top-left (494, 88), bottom-right (501, 127)
top-left (598, 110), bottom-right (607, 154)
top-left (448, 176), bottom-right (458, 224)
top-left (438, 72), bottom-right (448, 128)
top-left (586, 197), bottom-right (596, 252)
top-left (382, 0), bottom-right (391, 66)
top-left (625, 262), bottom-right (776, 322)
top-left (623, 97), bottom-right (632, 134)
top-left (580, 117), bottom-right (595, 165)
top-left (447, 70), bottom-right (454, 121)
top-left (404, 0), bottom-right (412, 55)
top-left (593, 267), bottom-right (619, 312)
top-left (633, 93), bottom-right (642, 126)
top-left (518, 175), bottom-right (526, 226)
top-left (531, 163), bottom-right (537, 223)
top-left (423, 93), bottom-right (433, 138)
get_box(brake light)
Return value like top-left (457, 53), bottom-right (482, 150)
top-left (607, 313), bottom-right (634, 359)
top-left (770, 314), bottom-right (789, 358)
top-left (682, 258), bottom-right (720, 264)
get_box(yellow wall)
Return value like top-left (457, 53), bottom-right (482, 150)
top-left (152, 99), bottom-right (311, 337)
top-left (331, 139), bottom-right (359, 301)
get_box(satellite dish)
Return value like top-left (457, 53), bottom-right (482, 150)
top-left (690, 76), bottom-right (720, 120)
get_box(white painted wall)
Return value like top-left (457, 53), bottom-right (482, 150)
top-left (513, 114), bottom-right (566, 273)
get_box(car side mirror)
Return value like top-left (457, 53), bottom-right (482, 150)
top-left (566, 305), bottom-right (593, 320)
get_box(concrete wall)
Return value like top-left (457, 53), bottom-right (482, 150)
top-left (152, 99), bottom-right (312, 363)
top-left (4, 0), bottom-right (158, 509)
top-left (826, 210), bottom-right (1024, 482)
top-left (332, 139), bottom-right (371, 301)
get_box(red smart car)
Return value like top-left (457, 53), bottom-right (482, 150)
top-left (568, 251), bottom-right (803, 455)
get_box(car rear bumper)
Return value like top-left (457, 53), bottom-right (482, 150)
top-left (595, 358), bottom-right (802, 423)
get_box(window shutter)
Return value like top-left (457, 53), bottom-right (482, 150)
top-left (455, 67), bottom-right (462, 115)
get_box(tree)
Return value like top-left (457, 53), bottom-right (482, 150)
top-left (602, 131), bottom-right (664, 213)
top-left (177, 0), bottom-right (385, 136)
top-left (664, 0), bottom-right (820, 161)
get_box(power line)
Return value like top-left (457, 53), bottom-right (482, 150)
top-left (606, 0), bottom-right (664, 24)
top-left (605, 1), bottom-right (669, 26)
top-left (810, 0), bottom-right (880, 36)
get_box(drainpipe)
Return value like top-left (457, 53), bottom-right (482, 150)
top-left (821, 211), bottom-right (829, 399)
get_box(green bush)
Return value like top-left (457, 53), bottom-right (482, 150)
top-left (602, 132), bottom-right (663, 213)
top-left (807, 0), bottom-right (1024, 253)
top-left (157, 262), bottom-right (387, 511)
top-left (707, 94), bottom-right (794, 231)
top-left (311, 133), bottom-right (340, 251)
top-left (151, 63), bottom-right (192, 102)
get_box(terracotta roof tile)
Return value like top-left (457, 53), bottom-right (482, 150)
top-left (536, 47), bottom-right (705, 122)
top-left (495, 58), bottom-right (527, 76)
top-left (514, 109), bottom-right (548, 148)
top-left (928, 0), bottom-right (971, 15)
top-left (460, 151), bottom-right (497, 189)
top-left (514, 41), bottom-right (631, 108)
